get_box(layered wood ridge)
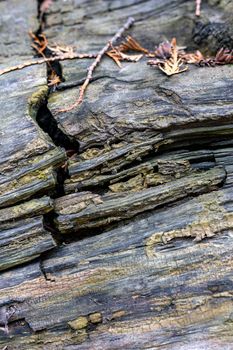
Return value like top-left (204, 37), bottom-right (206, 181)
top-left (1, 0), bottom-right (233, 349)
top-left (0, 0), bottom-right (66, 273)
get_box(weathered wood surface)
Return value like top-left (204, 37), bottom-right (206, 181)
top-left (0, 197), bottom-right (55, 271)
top-left (0, 0), bottom-right (65, 270)
top-left (54, 167), bottom-right (226, 233)
top-left (1, 188), bottom-right (233, 349)
top-left (1, 0), bottom-right (233, 349)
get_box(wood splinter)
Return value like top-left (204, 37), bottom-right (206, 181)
top-left (56, 17), bottom-right (135, 114)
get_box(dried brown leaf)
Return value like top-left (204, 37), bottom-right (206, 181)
top-left (215, 48), bottom-right (233, 64)
top-left (180, 50), bottom-right (205, 63)
top-left (117, 35), bottom-right (149, 54)
top-left (48, 70), bottom-right (61, 88)
top-left (106, 49), bottom-right (122, 67)
top-left (48, 44), bottom-right (76, 56)
top-left (29, 31), bottom-right (48, 57)
top-left (107, 44), bottom-right (143, 67)
top-left (181, 48), bottom-right (233, 67)
top-left (147, 58), bottom-right (165, 66)
top-left (154, 41), bottom-right (172, 59)
top-left (157, 38), bottom-right (188, 76)
top-left (120, 52), bottom-right (143, 62)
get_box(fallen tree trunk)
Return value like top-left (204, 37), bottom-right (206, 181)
top-left (0, 0), bottom-right (233, 349)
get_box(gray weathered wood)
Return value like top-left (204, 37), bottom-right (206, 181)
top-left (1, 188), bottom-right (233, 349)
top-left (0, 0), bottom-right (65, 270)
top-left (1, 0), bottom-right (233, 349)
top-left (54, 166), bottom-right (225, 234)
top-left (0, 197), bottom-right (56, 271)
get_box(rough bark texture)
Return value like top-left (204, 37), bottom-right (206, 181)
top-left (1, 0), bottom-right (233, 349)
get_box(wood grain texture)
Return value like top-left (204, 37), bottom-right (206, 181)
top-left (1, 188), bottom-right (233, 349)
top-left (0, 0), bottom-right (37, 63)
top-left (54, 167), bottom-right (226, 234)
top-left (1, 0), bottom-right (233, 349)
top-left (0, 197), bottom-right (56, 271)
top-left (0, 1), bottom-right (64, 271)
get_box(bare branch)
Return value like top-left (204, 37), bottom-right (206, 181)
top-left (195, 0), bottom-right (202, 16)
top-left (0, 53), bottom-right (97, 76)
top-left (56, 17), bottom-right (135, 114)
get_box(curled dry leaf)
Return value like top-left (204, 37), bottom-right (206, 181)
top-left (48, 70), bottom-right (61, 89)
top-left (194, 48), bottom-right (233, 67)
top-left (47, 43), bottom-right (76, 56)
top-left (215, 48), bottom-right (233, 64)
top-left (177, 47), bottom-right (233, 67)
top-left (106, 46), bottom-right (122, 67)
top-left (30, 31), bottom-right (62, 90)
top-left (107, 44), bottom-right (143, 67)
top-left (117, 35), bottom-right (149, 54)
top-left (198, 58), bottom-right (216, 67)
top-left (154, 41), bottom-right (172, 59)
top-left (149, 38), bottom-right (188, 76)
top-left (153, 38), bottom-right (186, 59)
top-left (180, 50), bottom-right (205, 64)
top-left (147, 58), bottom-right (165, 66)
top-left (29, 31), bottom-right (48, 57)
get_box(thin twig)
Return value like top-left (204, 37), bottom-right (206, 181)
top-left (0, 53), bottom-right (97, 76)
top-left (195, 0), bottom-right (202, 16)
top-left (56, 17), bottom-right (135, 113)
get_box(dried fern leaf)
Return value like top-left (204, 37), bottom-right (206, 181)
top-left (107, 45), bottom-right (143, 67)
top-left (118, 36), bottom-right (149, 54)
top-left (158, 38), bottom-right (188, 76)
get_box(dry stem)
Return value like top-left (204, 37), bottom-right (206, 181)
top-left (195, 0), bottom-right (202, 16)
top-left (56, 17), bottom-right (135, 113)
top-left (0, 53), bottom-right (97, 76)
